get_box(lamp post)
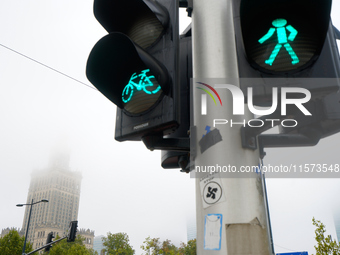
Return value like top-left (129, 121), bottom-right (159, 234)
top-left (17, 199), bottom-right (49, 255)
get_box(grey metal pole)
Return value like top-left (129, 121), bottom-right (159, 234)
top-left (25, 236), bottom-right (67, 255)
top-left (191, 0), bottom-right (273, 254)
top-left (22, 199), bottom-right (33, 255)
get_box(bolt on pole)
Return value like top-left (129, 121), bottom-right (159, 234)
top-left (191, 0), bottom-right (273, 254)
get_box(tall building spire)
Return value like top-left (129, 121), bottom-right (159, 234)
top-left (48, 136), bottom-right (70, 171)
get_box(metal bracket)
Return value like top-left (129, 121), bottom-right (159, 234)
top-left (334, 25), bottom-right (340, 40)
top-left (258, 127), bottom-right (322, 159)
top-left (240, 106), bottom-right (323, 158)
top-left (241, 109), bottom-right (283, 150)
top-left (179, 0), bottom-right (193, 17)
top-left (142, 135), bottom-right (190, 152)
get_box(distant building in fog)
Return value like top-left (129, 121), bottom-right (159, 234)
top-left (19, 150), bottom-right (95, 251)
top-left (187, 219), bottom-right (196, 242)
top-left (334, 207), bottom-right (340, 241)
top-left (0, 227), bottom-right (21, 238)
top-left (93, 235), bottom-right (105, 255)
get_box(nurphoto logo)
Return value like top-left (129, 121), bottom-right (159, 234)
top-left (196, 82), bottom-right (312, 128)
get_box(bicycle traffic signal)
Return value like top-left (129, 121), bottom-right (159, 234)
top-left (67, 221), bottom-right (78, 242)
top-left (232, 0), bottom-right (340, 105)
top-left (44, 232), bottom-right (54, 252)
top-left (86, 0), bottom-right (179, 141)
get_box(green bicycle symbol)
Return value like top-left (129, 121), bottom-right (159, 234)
top-left (122, 69), bottom-right (161, 104)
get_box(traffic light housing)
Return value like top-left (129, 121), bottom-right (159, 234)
top-left (161, 26), bottom-right (192, 171)
top-left (67, 221), bottom-right (78, 242)
top-left (232, 0), bottom-right (340, 106)
top-left (44, 232), bottom-right (54, 252)
top-left (86, 0), bottom-right (179, 141)
top-left (233, 0), bottom-right (340, 152)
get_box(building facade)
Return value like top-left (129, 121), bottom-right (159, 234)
top-left (0, 227), bottom-right (21, 238)
top-left (187, 219), bottom-right (197, 242)
top-left (20, 153), bottom-right (82, 250)
top-left (334, 207), bottom-right (340, 242)
top-left (79, 228), bottom-right (95, 249)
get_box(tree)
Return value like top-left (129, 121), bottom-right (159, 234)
top-left (160, 239), bottom-right (179, 255)
top-left (141, 236), bottom-right (194, 255)
top-left (140, 237), bottom-right (162, 255)
top-left (102, 232), bottom-right (134, 255)
top-left (312, 217), bottom-right (340, 255)
top-left (0, 229), bottom-right (33, 255)
top-left (179, 239), bottom-right (196, 255)
top-left (42, 234), bottom-right (98, 255)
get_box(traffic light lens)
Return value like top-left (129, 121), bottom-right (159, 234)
top-left (127, 14), bottom-right (164, 49)
top-left (86, 33), bottom-right (169, 113)
top-left (247, 17), bottom-right (314, 72)
top-left (241, 0), bottom-right (331, 73)
top-left (122, 69), bottom-right (163, 114)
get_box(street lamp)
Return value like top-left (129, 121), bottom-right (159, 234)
top-left (17, 199), bottom-right (49, 255)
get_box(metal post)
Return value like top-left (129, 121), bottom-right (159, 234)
top-left (22, 199), bottom-right (33, 255)
top-left (191, 0), bottom-right (273, 254)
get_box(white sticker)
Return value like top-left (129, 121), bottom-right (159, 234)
top-left (200, 173), bottom-right (225, 208)
top-left (204, 214), bottom-right (222, 250)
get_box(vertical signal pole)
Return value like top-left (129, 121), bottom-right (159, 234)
top-left (191, 0), bottom-right (273, 254)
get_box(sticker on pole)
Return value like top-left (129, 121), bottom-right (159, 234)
top-left (204, 214), bottom-right (222, 250)
top-left (200, 173), bottom-right (225, 208)
top-left (203, 182), bottom-right (222, 205)
top-left (199, 126), bottom-right (222, 154)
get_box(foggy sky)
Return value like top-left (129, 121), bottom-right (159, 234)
top-left (0, 1), bottom-right (340, 254)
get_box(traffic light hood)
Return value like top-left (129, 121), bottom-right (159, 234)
top-left (93, 0), bottom-right (169, 49)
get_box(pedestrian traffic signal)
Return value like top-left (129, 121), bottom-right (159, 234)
top-left (232, 0), bottom-right (340, 106)
top-left (240, 0), bottom-right (331, 73)
top-left (86, 0), bottom-right (179, 141)
top-left (44, 232), bottom-right (54, 252)
top-left (67, 221), bottom-right (78, 242)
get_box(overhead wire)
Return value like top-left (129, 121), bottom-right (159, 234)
top-left (0, 42), bottom-right (97, 91)
top-left (274, 243), bottom-right (299, 252)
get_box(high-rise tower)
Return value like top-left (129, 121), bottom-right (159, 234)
top-left (20, 152), bottom-right (82, 250)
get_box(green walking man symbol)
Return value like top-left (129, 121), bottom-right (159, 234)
top-left (259, 18), bottom-right (299, 66)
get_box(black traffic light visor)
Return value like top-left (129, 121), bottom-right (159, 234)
top-left (86, 33), bottom-right (170, 110)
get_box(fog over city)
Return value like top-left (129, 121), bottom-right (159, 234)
top-left (0, 1), bottom-right (340, 254)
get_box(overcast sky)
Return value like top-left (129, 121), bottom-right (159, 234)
top-left (0, 1), bottom-right (340, 254)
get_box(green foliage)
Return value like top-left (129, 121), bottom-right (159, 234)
top-left (161, 239), bottom-right (179, 255)
top-left (179, 239), bottom-right (196, 255)
top-left (141, 237), bottom-right (196, 255)
top-left (312, 217), bottom-right (340, 255)
top-left (0, 229), bottom-right (33, 255)
top-left (102, 232), bottom-right (134, 255)
top-left (140, 237), bottom-right (161, 254)
top-left (42, 235), bottom-right (98, 255)
top-left (88, 248), bottom-right (99, 255)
